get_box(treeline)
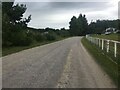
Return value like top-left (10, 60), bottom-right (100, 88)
top-left (88, 19), bottom-right (119, 34)
top-left (26, 27), bottom-right (70, 42)
top-left (69, 14), bottom-right (119, 35)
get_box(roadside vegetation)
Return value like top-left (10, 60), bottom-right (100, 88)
top-left (81, 37), bottom-right (118, 86)
top-left (87, 33), bottom-right (120, 87)
top-left (92, 34), bottom-right (119, 41)
top-left (91, 33), bottom-right (120, 63)
top-left (2, 37), bottom-right (68, 56)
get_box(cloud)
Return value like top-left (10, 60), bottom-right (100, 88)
top-left (14, 1), bottom-right (118, 29)
top-left (49, 2), bottom-right (110, 11)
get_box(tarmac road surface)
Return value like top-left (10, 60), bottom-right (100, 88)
top-left (2, 37), bottom-right (116, 88)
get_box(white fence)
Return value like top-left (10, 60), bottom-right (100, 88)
top-left (86, 35), bottom-right (120, 59)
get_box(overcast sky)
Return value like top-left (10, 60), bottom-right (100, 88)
top-left (14, 0), bottom-right (119, 29)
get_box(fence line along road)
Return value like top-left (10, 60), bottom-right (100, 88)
top-left (86, 35), bottom-right (120, 63)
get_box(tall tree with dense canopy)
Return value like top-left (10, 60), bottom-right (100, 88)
top-left (2, 2), bottom-right (32, 46)
top-left (69, 14), bottom-right (88, 36)
top-left (69, 16), bottom-right (79, 36)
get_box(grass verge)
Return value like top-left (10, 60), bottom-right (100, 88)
top-left (81, 37), bottom-right (118, 86)
top-left (2, 37), bottom-right (68, 56)
top-left (92, 34), bottom-right (119, 41)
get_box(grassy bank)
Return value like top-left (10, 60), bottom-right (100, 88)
top-left (92, 34), bottom-right (119, 41)
top-left (92, 33), bottom-right (120, 63)
top-left (2, 37), bottom-right (67, 56)
top-left (81, 37), bottom-right (118, 86)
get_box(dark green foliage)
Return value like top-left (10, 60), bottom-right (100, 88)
top-left (69, 16), bottom-right (82, 36)
top-left (69, 14), bottom-right (119, 35)
top-left (88, 19), bottom-right (119, 34)
top-left (2, 2), bottom-right (13, 14)
top-left (25, 27), bottom-right (70, 43)
top-left (56, 28), bottom-right (70, 37)
top-left (8, 4), bottom-right (27, 23)
top-left (78, 14), bottom-right (88, 35)
top-left (27, 27), bottom-right (70, 42)
top-left (69, 16), bottom-right (79, 36)
top-left (2, 2), bottom-right (32, 47)
top-left (69, 14), bottom-right (88, 36)
top-left (11, 30), bottom-right (33, 46)
top-left (45, 31), bottom-right (58, 41)
top-left (35, 34), bottom-right (46, 42)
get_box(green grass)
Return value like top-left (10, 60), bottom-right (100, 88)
top-left (92, 34), bottom-right (119, 41)
top-left (2, 37), bottom-right (67, 56)
top-left (92, 33), bottom-right (120, 63)
top-left (81, 37), bottom-right (118, 86)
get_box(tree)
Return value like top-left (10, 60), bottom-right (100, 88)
top-left (88, 19), bottom-right (119, 34)
top-left (2, 2), bottom-right (32, 46)
top-left (69, 14), bottom-right (88, 36)
top-left (81, 15), bottom-right (88, 35)
top-left (69, 16), bottom-right (79, 36)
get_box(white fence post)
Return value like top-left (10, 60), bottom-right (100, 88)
top-left (86, 36), bottom-right (120, 59)
top-left (96, 38), bottom-right (97, 45)
top-left (107, 40), bottom-right (110, 53)
top-left (97, 39), bottom-right (99, 45)
top-left (114, 42), bottom-right (117, 57)
top-left (102, 39), bottom-right (104, 50)
top-left (99, 39), bottom-right (101, 47)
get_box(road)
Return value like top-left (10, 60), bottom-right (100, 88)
top-left (2, 37), bottom-right (116, 88)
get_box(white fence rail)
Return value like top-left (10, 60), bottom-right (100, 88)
top-left (86, 35), bottom-right (120, 59)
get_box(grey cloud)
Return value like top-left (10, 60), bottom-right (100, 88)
top-left (14, 1), bottom-right (117, 29)
top-left (22, 2), bottom-right (111, 19)
top-left (49, 2), bottom-right (109, 11)
top-left (19, 2), bottom-right (110, 14)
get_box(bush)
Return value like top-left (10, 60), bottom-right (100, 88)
top-left (11, 31), bottom-right (33, 46)
top-left (21, 36), bottom-right (33, 46)
top-left (35, 34), bottom-right (46, 42)
top-left (45, 32), bottom-right (57, 41)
